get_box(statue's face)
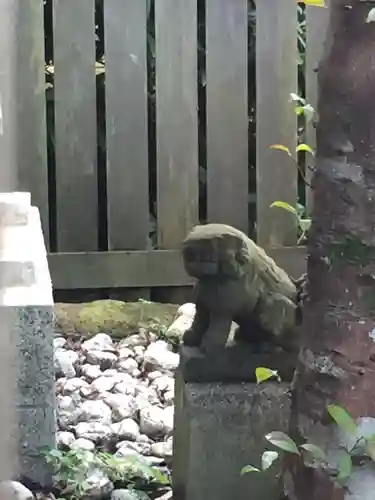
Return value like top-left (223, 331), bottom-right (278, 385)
top-left (182, 234), bottom-right (248, 280)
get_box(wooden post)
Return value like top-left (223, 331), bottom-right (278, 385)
top-left (0, 0), bottom-right (20, 483)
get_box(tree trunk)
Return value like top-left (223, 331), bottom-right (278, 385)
top-left (287, 2), bottom-right (375, 499)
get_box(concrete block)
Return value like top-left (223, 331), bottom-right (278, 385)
top-left (173, 370), bottom-right (291, 500)
top-left (0, 192), bottom-right (55, 486)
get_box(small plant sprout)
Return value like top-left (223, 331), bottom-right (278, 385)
top-left (269, 201), bottom-right (311, 243)
top-left (241, 451), bottom-right (279, 475)
top-left (255, 367), bottom-right (281, 384)
top-left (327, 404), bottom-right (357, 436)
top-left (297, 0), bottom-right (327, 7)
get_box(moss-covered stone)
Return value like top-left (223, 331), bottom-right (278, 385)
top-left (54, 299), bottom-right (180, 340)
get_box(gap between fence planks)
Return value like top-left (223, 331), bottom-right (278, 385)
top-left (104, 0), bottom-right (149, 251)
top-left (256, 0), bottom-right (298, 248)
top-left (206, 0), bottom-right (249, 234)
top-left (53, 0), bottom-right (98, 252)
top-left (155, 0), bottom-right (199, 249)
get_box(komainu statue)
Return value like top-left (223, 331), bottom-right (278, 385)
top-left (181, 223), bottom-right (301, 352)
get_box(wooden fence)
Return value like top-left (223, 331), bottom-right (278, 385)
top-left (16, 0), bottom-right (328, 291)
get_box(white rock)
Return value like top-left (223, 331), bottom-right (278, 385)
top-left (117, 357), bottom-right (138, 374)
top-left (61, 377), bottom-right (90, 394)
top-left (113, 379), bottom-right (137, 397)
top-left (57, 395), bottom-right (82, 428)
top-left (111, 418), bottom-right (140, 441)
top-left (147, 370), bottom-right (163, 382)
top-left (163, 405), bottom-right (174, 432)
top-left (102, 368), bottom-right (122, 377)
top-left (85, 350), bottom-right (118, 369)
top-left (115, 440), bottom-right (151, 455)
top-left (118, 333), bottom-right (149, 348)
top-left (71, 437), bottom-right (96, 451)
top-left (54, 337), bottom-right (67, 350)
top-left (157, 491), bottom-right (172, 500)
top-left (139, 406), bottom-right (174, 438)
top-left (143, 455), bottom-right (165, 466)
top-left (117, 347), bottom-right (133, 360)
top-left (131, 368), bottom-right (141, 378)
top-left (143, 341), bottom-right (179, 372)
top-left (138, 434), bottom-right (151, 444)
top-left (81, 333), bottom-right (115, 353)
top-left (78, 400), bottom-right (112, 423)
top-left (151, 375), bottom-right (174, 395)
top-left (111, 489), bottom-right (149, 500)
top-left (134, 384), bottom-right (160, 408)
top-left (166, 302), bottom-right (196, 338)
top-left (81, 364), bottom-right (102, 381)
top-left (90, 376), bottom-right (117, 393)
top-left (104, 393), bottom-right (137, 421)
top-left (164, 390), bottom-right (174, 405)
top-left (150, 437), bottom-right (173, 459)
top-left (0, 481), bottom-right (33, 500)
top-left (75, 422), bottom-right (113, 442)
top-left (54, 349), bottom-right (79, 379)
top-left (133, 345), bottom-right (145, 358)
top-left (56, 431), bottom-right (76, 448)
top-left (84, 468), bottom-right (114, 498)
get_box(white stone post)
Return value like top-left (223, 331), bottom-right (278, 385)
top-left (0, 192), bottom-right (55, 487)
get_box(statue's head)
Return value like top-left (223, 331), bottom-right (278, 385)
top-left (182, 224), bottom-right (250, 280)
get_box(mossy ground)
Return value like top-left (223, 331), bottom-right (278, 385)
top-left (54, 299), bottom-right (180, 340)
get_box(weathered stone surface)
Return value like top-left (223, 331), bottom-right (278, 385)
top-left (181, 223), bottom-right (299, 352)
top-left (54, 300), bottom-right (179, 340)
top-left (179, 344), bottom-right (297, 383)
top-left (173, 374), bottom-right (291, 500)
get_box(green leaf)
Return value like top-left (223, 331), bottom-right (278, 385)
top-left (300, 443), bottom-right (327, 461)
top-left (261, 451), bottom-right (279, 471)
top-left (296, 143), bottom-right (315, 155)
top-left (269, 144), bottom-right (291, 156)
top-left (295, 106), bottom-right (305, 116)
top-left (270, 201), bottom-right (299, 217)
top-left (255, 367), bottom-right (280, 384)
top-left (265, 431), bottom-right (300, 455)
top-left (240, 464), bottom-right (260, 475)
top-left (337, 451), bottom-right (352, 481)
top-left (366, 7), bottom-right (375, 22)
top-left (299, 218), bottom-right (311, 232)
top-left (299, 0), bottom-right (326, 6)
top-left (327, 405), bottom-right (357, 436)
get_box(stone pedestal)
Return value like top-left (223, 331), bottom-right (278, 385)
top-left (172, 345), bottom-right (296, 500)
top-left (0, 192), bottom-right (55, 486)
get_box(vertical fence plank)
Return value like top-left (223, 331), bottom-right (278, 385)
top-left (53, 0), bottom-right (97, 252)
top-left (206, 0), bottom-right (248, 234)
top-left (104, 0), bottom-right (149, 251)
top-left (155, 0), bottom-right (199, 249)
top-left (256, 0), bottom-right (298, 247)
top-left (16, 0), bottom-right (49, 249)
top-left (305, 6), bottom-right (328, 213)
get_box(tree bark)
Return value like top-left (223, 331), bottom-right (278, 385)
top-left (287, 2), bottom-right (375, 499)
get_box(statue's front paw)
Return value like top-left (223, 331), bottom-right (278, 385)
top-left (182, 328), bottom-right (203, 347)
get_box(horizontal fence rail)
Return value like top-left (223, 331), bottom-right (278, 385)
top-left (15, 0), bottom-right (327, 290)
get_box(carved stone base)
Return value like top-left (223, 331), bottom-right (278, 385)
top-left (172, 369), bottom-right (292, 500)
